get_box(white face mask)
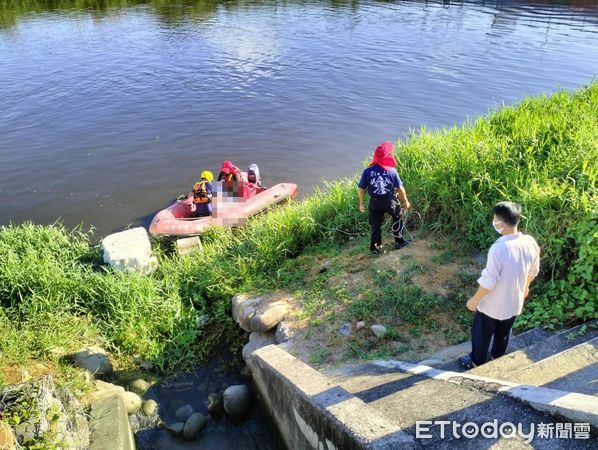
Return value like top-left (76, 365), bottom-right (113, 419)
top-left (492, 220), bottom-right (504, 234)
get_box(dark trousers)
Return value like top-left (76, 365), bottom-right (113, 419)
top-left (470, 311), bottom-right (517, 366)
top-left (368, 197), bottom-right (404, 251)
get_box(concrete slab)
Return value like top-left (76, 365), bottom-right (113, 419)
top-left (468, 323), bottom-right (597, 380)
top-left (505, 338), bottom-right (598, 395)
top-left (101, 227), bottom-right (157, 274)
top-left (431, 328), bottom-right (551, 372)
top-left (373, 360), bottom-right (598, 428)
top-left (89, 394), bottom-right (135, 450)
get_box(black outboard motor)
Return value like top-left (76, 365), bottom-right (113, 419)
top-left (247, 164), bottom-right (261, 186)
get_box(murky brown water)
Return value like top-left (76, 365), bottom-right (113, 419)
top-left (1, 0), bottom-right (597, 238)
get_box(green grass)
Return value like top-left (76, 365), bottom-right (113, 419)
top-left (1, 82), bottom-right (596, 376)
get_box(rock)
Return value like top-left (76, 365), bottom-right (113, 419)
top-left (88, 380), bottom-right (125, 403)
top-left (338, 323), bottom-right (351, 336)
top-left (207, 393), bottom-right (223, 414)
top-left (182, 413), bottom-right (207, 440)
top-left (356, 321), bottom-right (366, 330)
top-left (275, 321), bottom-right (293, 344)
top-left (0, 421), bottom-right (15, 450)
top-left (72, 346), bottom-right (113, 376)
top-left (138, 359), bottom-right (154, 371)
top-left (2, 376), bottom-right (89, 449)
top-left (418, 359), bottom-right (445, 368)
top-left (240, 365), bottom-right (252, 378)
top-left (370, 324), bottom-right (387, 338)
top-left (142, 399), bottom-right (158, 417)
top-left (175, 236), bottom-right (202, 256)
top-left (129, 378), bottom-right (151, 396)
top-left (223, 385), bottom-right (252, 418)
top-left (94, 380), bottom-right (124, 392)
top-left (166, 422), bottom-right (185, 438)
top-left (319, 262), bottom-right (330, 273)
top-left (250, 302), bottom-right (289, 332)
top-left (242, 331), bottom-right (276, 363)
top-left (121, 392), bottom-right (142, 415)
top-left (232, 293), bottom-right (293, 332)
top-left (175, 404), bottom-right (195, 422)
top-left (101, 227), bottom-right (157, 274)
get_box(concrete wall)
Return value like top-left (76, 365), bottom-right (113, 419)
top-left (249, 345), bottom-right (413, 450)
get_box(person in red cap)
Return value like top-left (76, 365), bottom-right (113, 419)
top-left (358, 141), bottom-right (411, 255)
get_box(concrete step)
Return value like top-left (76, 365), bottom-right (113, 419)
top-left (323, 362), bottom-right (595, 448)
top-left (438, 327), bottom-right (552, 372)
top-left (467, 321), bottom-right (598, 379)
top-left (504, 337), bottom-right (598, 396)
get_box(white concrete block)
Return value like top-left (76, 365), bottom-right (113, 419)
top-left (101, 228), bottom-right (156, 274)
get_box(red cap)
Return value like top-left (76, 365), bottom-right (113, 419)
top-left (369, 141), bottom-right (397, 170)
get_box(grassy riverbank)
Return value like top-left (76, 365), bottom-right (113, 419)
top-left (1, 82), bottom-right (596, 385)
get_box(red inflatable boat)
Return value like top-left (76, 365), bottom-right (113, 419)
top-left (149, 173), bottom-right (298, 237)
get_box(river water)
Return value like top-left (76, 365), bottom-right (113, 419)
top-left (1, 1), bottom-right (597, 237)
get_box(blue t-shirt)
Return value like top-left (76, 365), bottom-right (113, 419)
top-left (358, 165), bottom-right (402, 199)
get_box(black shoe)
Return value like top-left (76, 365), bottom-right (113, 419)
top-left (458, 356), bottom-right (477, 370)
top-left (394, 238), bottom-right (411, 250)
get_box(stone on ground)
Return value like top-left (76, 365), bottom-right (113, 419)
top-left (128, 378), bottom-right (151, 396)
top-left (370, 324), bottom-right (387, 338)
top-left (207, 393), bottom-right (223, 414)
top-left (72, 346), bottom-right (113, 377)
top-left (88, 380), bottom-right (124, 403)
top-left (182, 413), bottom-right (207, 440)
top-left (232, 293), bottom-right (293, 332)
top-left (121, 391), bottom-right (142, 415)
top-left (275, 321), bottom-right (294, 344)
top-left (356, 321), bottom-right (366, 330)
top-left (101, 227), bottom-right (157, 274)
top-left (223, 385), bottom-right (252, 418)
top-left (242, 331), bottom-right (276, 363)
top-left (175, 404), bottom-right (195, 422)
top-left (142, 399), bottom-right (158, 417)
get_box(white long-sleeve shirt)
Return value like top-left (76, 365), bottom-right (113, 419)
top-left (476, 233), bottom-right (541, 320)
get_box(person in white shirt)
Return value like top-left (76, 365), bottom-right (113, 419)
top-left (459, 201), bottom-right (540, 369)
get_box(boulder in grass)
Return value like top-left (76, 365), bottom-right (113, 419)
top-left (73, 346), bottom-right (113, 377)
top-left (223, 385), bottom-right (252, 418)
top-left (101, 227), bottom-right (157, 275)
top-left (232, 293), bottom-right (293, 332)
top-left (370, 324), bottom-right (387, 338)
